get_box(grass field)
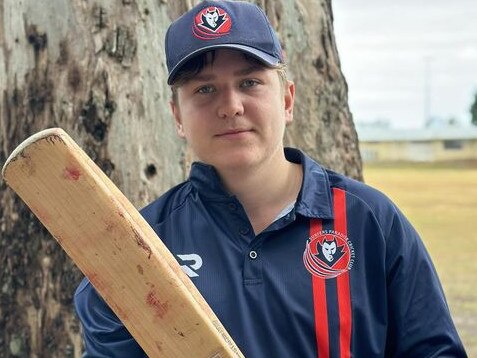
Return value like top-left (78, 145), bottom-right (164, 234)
top-left (364, 162), bottom-right (477, 356)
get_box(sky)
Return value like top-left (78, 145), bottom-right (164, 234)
top-left (332, 0), bottom-right (477, 129)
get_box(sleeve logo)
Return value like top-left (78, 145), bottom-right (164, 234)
top-left (303, 230), bottom-right (355, 279)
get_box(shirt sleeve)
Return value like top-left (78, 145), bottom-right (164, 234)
top-left (384, 207), bottom-right (467, 357)
top-left (74, 277), bottom-right (147, 357)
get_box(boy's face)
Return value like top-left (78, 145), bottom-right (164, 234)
top-left (170, 49), bottom-right (295, 173)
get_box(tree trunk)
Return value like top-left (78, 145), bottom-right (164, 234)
top-left (260, 0), bottom-right (361, 179)
top-left (0, 0), bottom-right (361, 356)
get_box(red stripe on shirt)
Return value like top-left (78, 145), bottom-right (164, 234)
top-left (310, 219), bottom-right (329, 358)
top-left (333, 188), bottom-right (352, 358)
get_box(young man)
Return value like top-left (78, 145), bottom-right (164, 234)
top-left (74, 1), bottom-right (467, 357)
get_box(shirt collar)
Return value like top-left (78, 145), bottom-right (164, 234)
top-left (188, 162), bottom-right (232, 200)
top-left (188, 147), bottom-right (334, 219)
top-left (285, 148), bottom-right (334, 219)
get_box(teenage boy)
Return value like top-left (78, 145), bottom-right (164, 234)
top-left (75, 1), bottom-right (466, 357)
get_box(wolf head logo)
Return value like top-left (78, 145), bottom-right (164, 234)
top-left (193, 6), bottom-right (231, 40)
top-left (200, 8), bottom-right (226, 32)
top-left (322, 240), bottom-right (337, 262)
top-left (316, 237), bottom-right (345, 267)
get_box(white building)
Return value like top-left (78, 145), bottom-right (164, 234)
top-left (357, 124), bottom-right (477, 163)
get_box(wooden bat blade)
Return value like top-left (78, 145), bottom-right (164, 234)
top-left (1, 128), bottom-right (243, 358)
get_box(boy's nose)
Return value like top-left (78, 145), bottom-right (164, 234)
top-left (217, 89), bottom-right (244, 119)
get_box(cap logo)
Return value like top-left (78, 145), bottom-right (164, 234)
top-left (193, 6), bottom-right (231, 40)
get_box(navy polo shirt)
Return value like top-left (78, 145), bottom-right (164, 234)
top-left (74, 148), bottom-right (466, 357)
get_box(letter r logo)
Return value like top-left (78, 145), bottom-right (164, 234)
top-left (176, 253), bottom-right (203, 277)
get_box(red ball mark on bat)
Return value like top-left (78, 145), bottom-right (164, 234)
top-left (146, 291), bottom-right (169, 318)
top-left (105, 221), bottom-right (115, 232)
top-left (137, 264), bottom-right (144, 275)
top-left (132, 227), bottom-right (152, 259)
top-left (87, 273), bottom-right (105, 292)
top-left (64, 167), bottom-right (81, 180)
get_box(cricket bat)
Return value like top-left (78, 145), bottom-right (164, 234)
top-left (1, 128), bottom-right (243, 358)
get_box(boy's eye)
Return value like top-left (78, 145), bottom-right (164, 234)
top-left (240, 79), bottom-right (259, 88)
top-left (196, 85), bottom-right (215, 94)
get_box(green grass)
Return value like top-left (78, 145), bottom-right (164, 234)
top-left (364, 162), bottom-right (477, 355)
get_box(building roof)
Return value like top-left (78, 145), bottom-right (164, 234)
top-left (357, 125), bottom-right (477, 142)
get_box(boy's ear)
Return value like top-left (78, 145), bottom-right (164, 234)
top-left (284, 80), bottom-right (295, 125)
top-left (170, 100), bottom-right (186, 138)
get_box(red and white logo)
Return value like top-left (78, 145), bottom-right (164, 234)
top-left (303, 230), bottom-right (354, 279)
top-left (193, 6), bottom-right (232, 40)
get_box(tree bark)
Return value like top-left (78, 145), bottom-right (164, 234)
top-left (258, 0), bottom-right (361, 178)
top-left (0, 0), bottom-right (361, 356)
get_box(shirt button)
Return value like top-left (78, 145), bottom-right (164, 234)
top-left (249, 250), bottom-right (258, 260)
top-left (228, 203), bottom-right (237, 211)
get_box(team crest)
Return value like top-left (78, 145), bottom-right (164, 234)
top-left (193, 6), bottom-right (232, 39)
top-left (303, 230), bottom-right (355, 279)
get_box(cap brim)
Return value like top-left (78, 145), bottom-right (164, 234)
top-left (167, 44), bottom-right (281, 85)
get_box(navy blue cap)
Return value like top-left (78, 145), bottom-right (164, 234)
top-left (165, 0), bottom-right (283, 84)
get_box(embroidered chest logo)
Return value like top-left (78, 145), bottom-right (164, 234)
top-left (303, 230), bottom-right (355, 279)
top-left (193, 6), bottom-right (232, 39)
